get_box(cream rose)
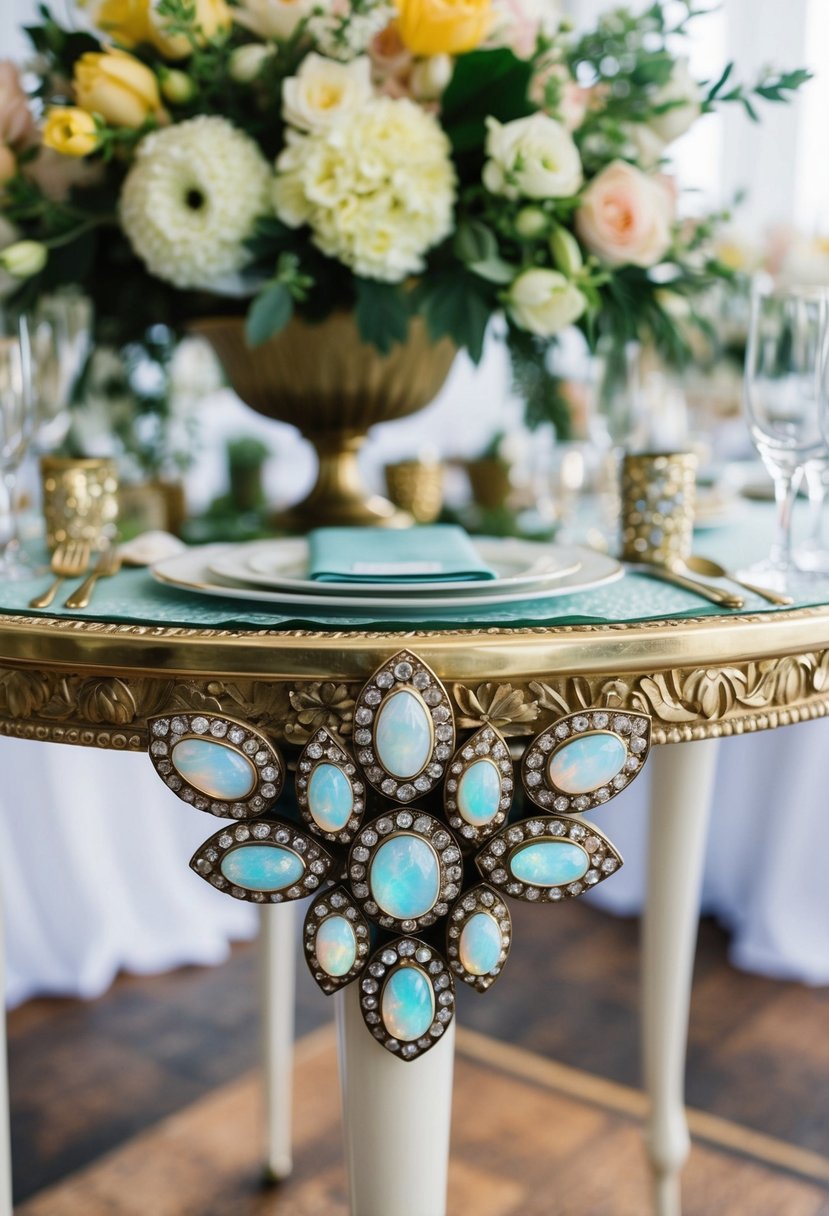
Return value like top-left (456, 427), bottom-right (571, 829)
top-left (483, 113), bottom-right (582, 200)
top-left (234, 0), bottom-right (317, 40)
top-left (507, 267), bottom-right (586, 337)
top-left (575, 160), bottom-right (674, 269)
top-left (648, 57), bottom-right (702, 144)
top-left (282, 54), bottom-right (372, 132)
top-left (622, 121), bottom-right (666, 170)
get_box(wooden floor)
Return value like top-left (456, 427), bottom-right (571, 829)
top-left (8, 903), bottom-right (829, 1212)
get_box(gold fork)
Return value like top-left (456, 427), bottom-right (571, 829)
top-left (64, 545), bottom-right (123, 609)
top-left (29, 541), bottom-right (91, 609)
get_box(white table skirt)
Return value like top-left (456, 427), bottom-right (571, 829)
top-left (1, 740), bottom-right (257, 1009)
top-left (588, 716), bottom-right (829, 985)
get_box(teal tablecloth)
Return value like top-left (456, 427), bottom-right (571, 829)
top-left (3, 504), bottom-right (827, 632)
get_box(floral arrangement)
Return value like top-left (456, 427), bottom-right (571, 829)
top-left (0, 0), bottom-right (809, 433)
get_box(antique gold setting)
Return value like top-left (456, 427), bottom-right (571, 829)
top-left (148, 711), bottom-right (285, 819)
top-left (521, 710), bottom-right (651, 815)
top-left (476, 818), bottom-right (623, 903)
top-left (363, 938), bottom-right (455, 1060)
top-left (444, 725), bottom-right (513, 848)
top-left (296, 728), bottom-right (365, 844)
top-left (446, 885), bottom-right (512, 993)
top-left (303, 885), bottom-right (371, 995)
top-left (190, 820), bottom-right (333, 904)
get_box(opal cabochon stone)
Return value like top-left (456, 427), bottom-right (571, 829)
top-left (308, 763), bottom-right (354, 832)
top-left (457, 758), bottom-right (502, 826)
top-left (220, 844), bottom-right (305, 892)
top-left (509, 839), bottom-right (589, 887)
top-left (315, 915), bottom-right (357, 977)
top-left (381, 965), bottom-right (435, 1042)
top-left (459, 912), bottom-right (502, 975)
top-left (369, 833), bottom-right (441, 920)
top-left (373, 689), bottom-right (433, 779)
top-left (548, 732), bottom-right (627, 795)
top-left (172, 737), bottom-right (256, 800)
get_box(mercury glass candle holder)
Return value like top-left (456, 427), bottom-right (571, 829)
top-left (620, 451), bottom-right (697, 567)
top-left (40, 456), bottom-right (119, 552)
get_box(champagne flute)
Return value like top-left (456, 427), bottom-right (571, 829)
top-left (0, 310), bottom-right (37, 579)
top-left (743, 279), bottom-right (829, 590)
top-left (30, 290), bottom-right (93, 453)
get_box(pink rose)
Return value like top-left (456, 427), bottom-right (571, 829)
top-left (0, 62), bottom-right (36, 150)
top-left (575, 160), bottom-right (675, 269)
top-left (26, 147), bottom-right (104, 202)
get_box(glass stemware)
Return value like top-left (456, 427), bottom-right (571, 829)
top-left (29, 290), bottom-right (93, 453)
top-left (0, 310), bottom-right (38, 580)
top-left (743, 279), bottom-right (829, 590)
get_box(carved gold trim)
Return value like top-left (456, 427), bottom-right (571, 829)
top-left (3, 642), bottom-right (829, 748)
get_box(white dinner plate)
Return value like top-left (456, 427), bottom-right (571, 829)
top-left (208, 537), bottom-right (581, 597)
top-left (153, 542), bottom-right (622, 612)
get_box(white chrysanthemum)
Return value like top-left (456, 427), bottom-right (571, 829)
top-left (120, 116), bottom-right (273, 291)
top-left (273, 98), bottom-right (456, 282)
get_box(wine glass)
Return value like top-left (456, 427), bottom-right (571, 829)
top-left (29, 290), bottom-right (93, 453)
top-left (0, 310), bottom-right (38, 579)
top-left (743, 279), bottom-right (829, 590)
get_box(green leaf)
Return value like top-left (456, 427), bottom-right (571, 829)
top-left (467, 257), bottom-right (516, 286)
top-left (442, 49), bottom-right (534, 152)
top-left (454, 219), bottom-right (499, 266)
top-left (245, 283), bottom-right (294, 346)
top-left (354, 279), bottom-right (410, 355)
top-left (416, 272), bottom-right (493, 364)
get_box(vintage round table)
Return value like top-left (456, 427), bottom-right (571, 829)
top-left (0, 524), bottom-right (827, 1216)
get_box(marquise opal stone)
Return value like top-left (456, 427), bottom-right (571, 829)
top-left (457, 758), bottom-right (502, 826)
top-left (459, 912), bottom-right (502, 976)
top-left (316, 915), bottom-right (357, 977)
top-left (220, 844), bottom-right (304, 892)
top-left (369, 834), bottom-right (440, 920)
top-left (374, 689), bottom-right (433, 778)
top-left (509, 839), bottom-right (589, 887)
top-left (382, 965), bottom-right (435, 1041)
top-left (171, 738), bottom-right (256, 800)
top-left (548, 732), bottom-right (627, 795)
top-left (308, 763), bottom-right (353, 833)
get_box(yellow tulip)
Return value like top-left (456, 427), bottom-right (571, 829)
top-left (74, 49), bottom-right (163, 130)
top-left (394, 0), bottom-right (491, 56)
top-left (42, 107), bottom-right (100, 157)
top-left (91, 0), bottom-right (231, 60)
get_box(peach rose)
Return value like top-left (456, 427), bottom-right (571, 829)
top-left (0, 62), bottom-right (37, 150)
top-left (575, 160), bottom-right (674, 269)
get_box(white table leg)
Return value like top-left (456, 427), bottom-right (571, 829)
top-left (259, 903), bottom-right (296, 1182)
top-left (0, 871), bottom-right (11, 1216)
top-left (336, 985), bottom-right (455, 1216)
top-left (642, 738), bottom-right (719, 1216)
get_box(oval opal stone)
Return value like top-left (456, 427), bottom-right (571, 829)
top-left (457, 758), bottom-right (502, 827)
top-left (548, 732), bottom-right (627, 795)
top-left (374, 690), bottom-right (433, 779)
top-left (382, 965), bottom-right (435, 1042)
top-left (220, 844), bottom-right (305, 892)
top-left (172, 738), bottom-right (256, 800)
top-left (316, 915), bottom-right (357, 977)
top-left (509, 839), bottom-right (589, 887)
top-left (308, 763), bottom-right (354, 833)
top-left (369, 834), bottom-right (440, 920)
top-left (459, 912), bottom-right (502, 976)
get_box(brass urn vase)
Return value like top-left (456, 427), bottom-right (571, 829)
top-left (193, 313), bottom-right (456, 530)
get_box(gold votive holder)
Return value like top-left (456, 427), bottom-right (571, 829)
top-left (40, 456), bottom-right (119, 552)
top-left (620, 451), bottom-right (697, 566)
top-left (385, 459), bottom-right (445, 524)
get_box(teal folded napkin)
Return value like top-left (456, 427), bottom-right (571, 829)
top-left (308, 525), bottom-right (496, 583)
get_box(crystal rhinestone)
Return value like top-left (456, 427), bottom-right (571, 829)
top-left (152, 720), bottom-right (169, 736)
top-left (191, 717), bottom-right (209, 734)
top-left (554, 724), bottom-right (569, 739)
top-left (252, 824), bottom-right (270, 840)
top-left (355, 707), bottom-right (373, 726)
top-left (526, 753), bottom-right (543, 769)
top-left (553, 796), bottom-right (569, 812)
top-left (243, 739), bottom-right (258, 754)
top-left (382, 966), bottom-right (435, 1042)
top-left (354, 729), bottom-right (372, 746)
top-left (584, 871), bottom-right (600, 885)
top-left (396, 812), bottom-right (413, 828)
top-left (308, 763), bottom-right (354, 833)
top-left (171, 738), bottom-right (256, 801)
top-left (210, 720), bottom-right (228, 737)
top-left (569, 824), bottom-right (586, 839)
top-left (613, 716), bottom-right (631, 733)
top-left (365, 688), bottom-right (382, 705)
top-left (432, 706), bottom-right (450, 723)
top-left (574, 796), bottom-right (590, 811)
top-left (394, 661), bottom-right (413, 681)
top-left (171, 717), bottom-right (186, 734)
top-left (508, 840), bottom-right (589, 887)
top-left (525, 771), bottom-right (542, 788)
top-left (369, 835), bottom-right (440, 921)
top-left (567, 882), bottom-right (584, 896)
top-left (601, 858), bottom-right (618, 873)
top-left (381, 779), bottom-right (397, 795)
top-left (572, 716), bottom-right (589, 732)
top-left (424, 688), bottom-right (442, 706)
top-left (377, 818), bottom-right (393, 834)
top-left (613, 774), bottom-right (628, 789)
top-left (413, 671), bottom-right (430, 689)
top-left (316, 916), bottom-right (357, 977)
top-left (631, 717), bottom-right (647, 734)
top-left (458, 758), bottom-right (502, 827)
top-left (416, 947), bottom-right (431, 963)
top-left (330, 891), bottom-right (346, 908)
top-left (261, 785), bottom-right (276, 799)
top-left (436, 725), bottom-right (453, 742)
top-left (353, 846), bottom-right (369, 862)
top-left (592, 712), bottom-right (609, 728)
top-left (376, 671), bottom-right (394, 689)
top-left (220, 845), bottom-right (305, 892)
top-left (399, 940), bottom-right (416, 957)
top-left (308, 743), bottom-right (323, 759)
top-left (398, 785), bottom-right (416, 802)
top-left (459, 913), bottom-right (502, 976)
top-left (414, 776), bottom-right (431, 792)
top-left (150, 740), bottom-right (167, 756)
top-left (624, 757), bottom-right (640, 773)
top-left (228, 727), bottom-right (245, 744)
top-left (631, 736), bottom-right (647, 754)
